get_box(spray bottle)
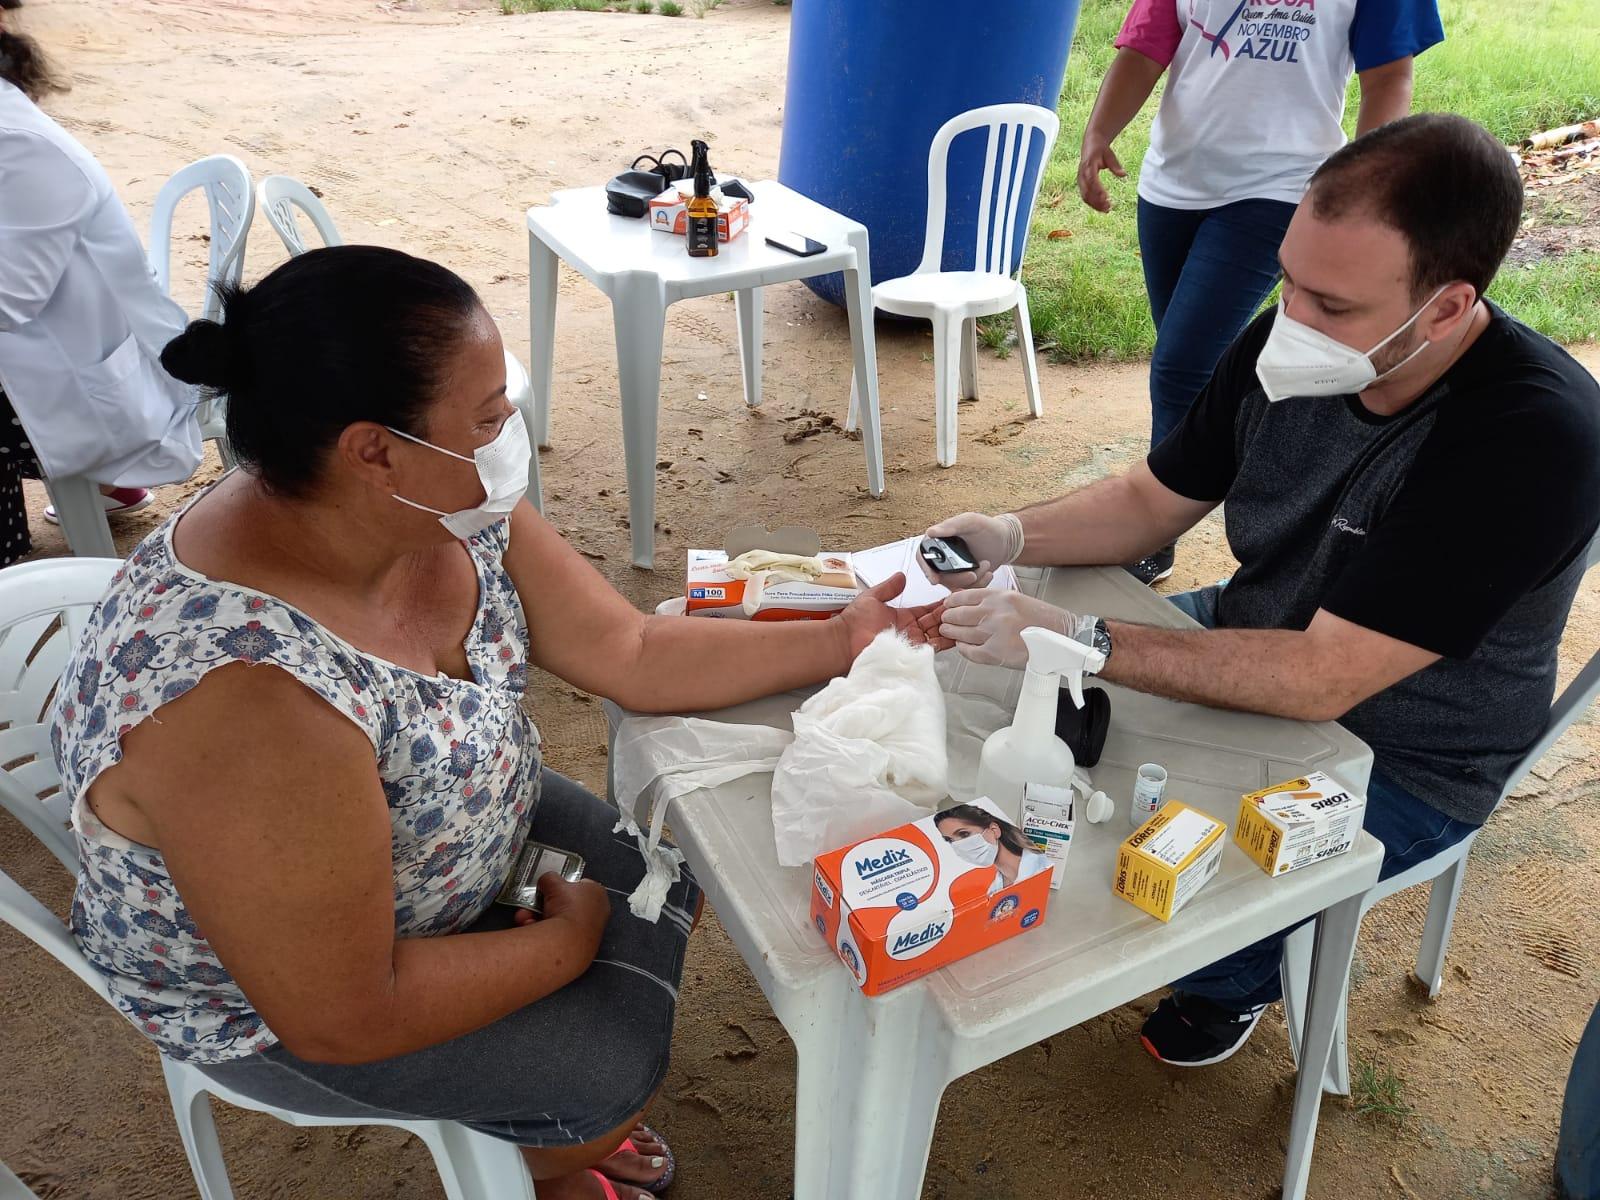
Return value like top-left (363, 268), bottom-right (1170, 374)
top-left (974, 626), bottom-right (1107, 824)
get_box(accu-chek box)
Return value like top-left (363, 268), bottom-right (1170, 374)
top-left (810, 797), bottom-right (1053, 996)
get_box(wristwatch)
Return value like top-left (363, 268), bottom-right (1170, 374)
top-left (1089, 616), bottom-right (1113, 665)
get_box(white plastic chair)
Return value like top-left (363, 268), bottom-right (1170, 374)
top-left (0, 558), bottom-right (536, 1200)
top-left (255, 175), bottom-right (543, 513)
top-left (846, 103), bottom-right (1059, 467)
top-left (0, 1161), bottom-right (39, 1200)
top-left (1282, 533), bottom-right (1600, 1095)
top-left (41, 156), bottom-right (253, 558)
top-left (146, 154), bottom-right (255, 463)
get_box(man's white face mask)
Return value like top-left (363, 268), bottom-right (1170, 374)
top-left (1255, 286), bottom-right (1448, 403)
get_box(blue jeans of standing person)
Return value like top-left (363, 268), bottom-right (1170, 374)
top-left (1137, 197), bottom-right (1298, 451)
top-left (1165, 585), bottom-right (1482, 1012)
top-left (1558, 1000), bottom-right (1600, 1199)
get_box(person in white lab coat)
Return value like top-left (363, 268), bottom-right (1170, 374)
top-left (0, 0), bottom-right (201, 563)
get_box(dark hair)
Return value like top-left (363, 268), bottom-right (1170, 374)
top-left (161, 246), bottom-right (486, 496)
top-left (0, 0), bottom-right (66, 100)
top-left (934, 804), bottom-right (1027, 857)
top-left (1306, 113), bottom-right (1523, 302)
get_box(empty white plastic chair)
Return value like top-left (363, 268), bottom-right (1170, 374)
top-left (255, 175), bottom-right (543, 512)
top-left (146, 154), bottom-right (255, 456)
top-left (0, 557), bottom-right (535, 1200)
top-left (847, 103), bottom-right (1059, 467)
top-left (1282, 532), bottom-right (1600, 1094)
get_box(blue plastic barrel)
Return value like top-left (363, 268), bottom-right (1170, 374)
top-left (778, 0), bottom-right (1081, 307)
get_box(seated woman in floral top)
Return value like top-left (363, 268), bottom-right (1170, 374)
top-left (49, 245), bottom-right (941, 1200)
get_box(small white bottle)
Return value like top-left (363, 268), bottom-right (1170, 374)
top-left (974, 627), bottom-right (1107, 825)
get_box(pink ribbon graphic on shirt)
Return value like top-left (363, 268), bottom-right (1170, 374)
top-left (1188, 0), bottom-right (1252, 60)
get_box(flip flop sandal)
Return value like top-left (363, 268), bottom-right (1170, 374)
top-left (587, 1170), bottom-right (623, 1200)
top-left (602, 1127), bottom-right (676, 1195)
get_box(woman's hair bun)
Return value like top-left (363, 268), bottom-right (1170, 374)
top-left (160, 318), bottom-right (236, 390)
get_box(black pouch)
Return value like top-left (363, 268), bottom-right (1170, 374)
top-left (1054, 685), bottom-right (1111, 768)
top-left (605, 149), bottom-right (691, 217)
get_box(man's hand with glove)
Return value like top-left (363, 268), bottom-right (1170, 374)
top-left (934, 589), bottom-right (1103, 669)
top-left (917, 512), bottom-right (1026, 589)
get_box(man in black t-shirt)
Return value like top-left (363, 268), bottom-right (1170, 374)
top-left (919, 114), bottom-right (1600, 1067)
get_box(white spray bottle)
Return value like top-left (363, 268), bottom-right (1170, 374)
top-left (974, 626), bottom-right (1107, 824)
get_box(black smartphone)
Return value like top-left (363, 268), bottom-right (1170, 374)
top-left (766, 230), bottom-right (827, 257)
top-left (919, 535), bottom-right (978, 574)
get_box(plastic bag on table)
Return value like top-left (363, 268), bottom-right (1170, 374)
top-left (770, 630), bottom-right (949, 866)
top-left (611, 715), bottom-right (790, 920)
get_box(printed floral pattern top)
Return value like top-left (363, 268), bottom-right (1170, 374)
top-left (48, 514), bottom-right (540, 1064)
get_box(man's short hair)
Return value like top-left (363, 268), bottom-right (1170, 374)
top-left (1307, 113), bottom-right (1523, 302)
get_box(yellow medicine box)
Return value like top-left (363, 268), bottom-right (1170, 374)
top-left (1113, 801), bottom-right (1226, 922)
top-left (1235, 771), bottom-right (1366, 876)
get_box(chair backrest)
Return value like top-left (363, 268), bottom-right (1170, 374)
top-left (147, 155), bottom-right (255, 322)
top-left (256, 175), bottom-right (345, 258)
top-left (914, 103), bottom-right (1060, 280)
top-left (0, 558), bottom-right (123, 1003)
top-left (1496, 531), bottom-right (1600, 808)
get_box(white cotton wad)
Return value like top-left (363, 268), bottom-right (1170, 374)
top-left (770, 629), bottom-right (949, 866)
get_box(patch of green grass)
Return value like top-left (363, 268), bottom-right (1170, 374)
top-left (500, 0), bottom-right (614, 10)
top-left (1351, 1057), bottom-right (1415, 1123)
top-left (658, 0), bottom-right (682, 14)
top-left (633, 0), bottom-right (653, 11)
top-left (1413, 0), bottom-right (1600, 144)
top-left (1021, 0), bottom-right (1600, 359)
top-left (1488, 252), bottom-right (1600, 344)
top-left (688, 0), bottom-right (723, 14)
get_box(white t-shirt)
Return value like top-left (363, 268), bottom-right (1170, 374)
top-left (1115, 0), bottom-right (1443, 210)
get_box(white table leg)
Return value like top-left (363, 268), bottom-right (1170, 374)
top-left (734, 287), bottom-right (763, 408)
top-left (841, 234), bottom-right (885, 497)
top-left (1283, 892), bottom-right (1365, 1200)
top-left (959, 317), bottom-right (978, 401)
top-left (528, 231), bottom-right (559, 450)
top-left (611, 278), bottom-right (668, 570)
top-left (793, 985), bottom-right (946, 1200)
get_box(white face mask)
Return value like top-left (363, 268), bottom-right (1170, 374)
top-left (388, 409), bottom-right (530, 538)
top-left (1255, 287), bottom-right (1447, 403)
top-left (948, 833), bottom-right (999, 868)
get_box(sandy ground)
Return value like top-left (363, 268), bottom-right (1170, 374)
top-left (2, 2), bottom-right (1598, 1197)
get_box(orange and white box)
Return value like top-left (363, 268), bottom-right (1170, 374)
top-left (810, 797), bottom-right (1053, 996)
top-left (686, 525), bottom-right (859, 622)
top-left (1235, 771), bottom-right (1365, 877)
top-left (648, 185), bottom-right (751, 243)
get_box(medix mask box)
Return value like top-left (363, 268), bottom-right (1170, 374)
top-left (1235, 771), bottom-right (1366, 876)
top-left (810, 796), bottom-right (1053, 996)
top-left (686, 524), bottom-right (860, 621)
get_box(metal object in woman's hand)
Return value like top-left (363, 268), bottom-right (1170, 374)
top-left (495, 841), bottom-right (586, 916)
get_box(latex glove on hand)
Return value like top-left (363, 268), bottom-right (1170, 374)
top-left (938, 589), bottom-right (1097, 669)
top-left (918, 512), bottom-right (1025, 589)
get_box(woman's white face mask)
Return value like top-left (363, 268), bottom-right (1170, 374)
top-left (1255, 286), bottom-right (1448, 403)
top-left (388, 409), bottom-right (530, 538)
top-left (947, 831), bottom-right (999, 868)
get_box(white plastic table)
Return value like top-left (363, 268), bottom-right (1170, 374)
top-left (608, 565), bottom-right (1383, 1199)
top-left (526, 181), bottom-right (886, 569)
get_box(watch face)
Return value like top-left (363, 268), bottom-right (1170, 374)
top-left (1092, 621), bottom-right (1112, 657)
